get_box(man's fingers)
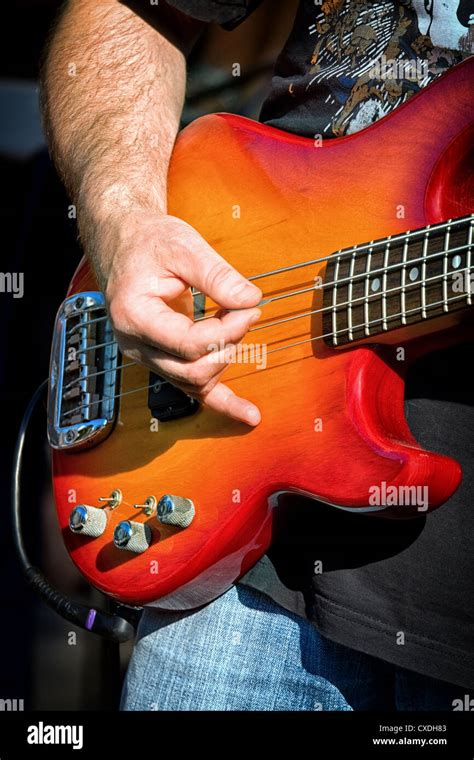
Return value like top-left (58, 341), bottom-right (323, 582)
top-left (200, 382), bottom-right (261, 426)
top-left (121, 341), bottom-right (232, 389)
top-left (120, 341), bottom-right (260, 426)
top-left (151, 344), bottom-right (233, 387)
top-left (112, 295), bottom-right (261, 361)
top-left (159, 377), bottom-right (261, 427)
top-left (168, 220), bottom-right (262, 309)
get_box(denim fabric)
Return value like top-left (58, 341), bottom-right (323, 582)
top-left (121, 583), bottom-right (466, 711)
top-left (120, 584), bottom-right (352, 711)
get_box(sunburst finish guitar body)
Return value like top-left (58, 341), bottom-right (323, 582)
top-left (48, 58), bottom-right (473, 608)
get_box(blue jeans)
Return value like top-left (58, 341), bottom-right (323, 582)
top-left (120, 584), bottom-right (463, 711)
top-left (121, 584), bottom-right (351, 711)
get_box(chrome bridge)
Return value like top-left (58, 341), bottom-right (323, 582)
top-left (48, 292), bottom-right (119, 450)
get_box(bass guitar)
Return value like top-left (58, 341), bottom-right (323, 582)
top-left (48, 57), bottom-right (473, 608)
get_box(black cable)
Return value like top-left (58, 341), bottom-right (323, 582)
top-left (11, 379), bottom-right (136, 643)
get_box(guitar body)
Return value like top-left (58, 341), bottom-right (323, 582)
top-left (51, 58), bottom-right (473, 608)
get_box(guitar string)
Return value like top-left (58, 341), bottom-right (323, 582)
top-left (201, 242), bottom-right (471, 320)
top-left (251, 265), bottom-right (471, 333)
top-left (62, 264), bottom-right (471, 392)
top-left (72, 242), bottom-right (472, 358)
top-left (193, 215), bottom-right (473, 293)
top-left (67, 313), bottom-right (109, 336)
top-left (61, 219), bottom-right (473, 411)
top-left (266, 293), bottom-right (468, 355)
top-left (62, 360), bottom-right (136, 391)
top-left (61, 292), bottom-right (471, 420)
top-left (65, 216), bottom-right (473, 338)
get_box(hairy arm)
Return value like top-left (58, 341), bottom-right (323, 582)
top-left (41, 0), bottom-right (262, 425)
top-left (41, 0), bottom-right (193, 278)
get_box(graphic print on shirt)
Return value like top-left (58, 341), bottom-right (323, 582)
top-left (306, 0), bottom-right (473, 136)
top-left (411, 0), bottom-right (473, 49)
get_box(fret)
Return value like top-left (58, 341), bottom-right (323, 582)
top-left (404, 232), bottom-right (424, 322)
top-left (349, 247), bottom-right (369, 341)
top-left (400, 233), bottom-right (409, 324)
top-left (333, 250), bottom-right (352, 342)
top-left (321, 218), bottom-right (465, 261)
top-left (332, 252), bottom-right (341, 346)
top-left (368, 242), bottom-right (384, 332)
top-left (321, 213), bottom-right (473, 348)
top-left (382, 237), bottom-right (391, 330)
top-left (357, 293), bottom-right (468, 333)
top-left (426, 224), bottom-right (446, 316)
top-left (442, 221), bottom-right (451, 312)
top-left (364, 243), bottom-right (373, 336)
top-left (421, 226), bottom-right (430, 318)
top-left (347, 249), bottom-right (357, 340)
top-left (467, 217), bottom-right (473, 307)
top-left (326, 238), bottom-right (467, 292)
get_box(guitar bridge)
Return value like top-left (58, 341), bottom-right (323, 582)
top-left (48, 292), bottom-right (119, 450)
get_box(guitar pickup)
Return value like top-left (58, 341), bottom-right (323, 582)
top-left (148, 372), bottom-right (199, 422)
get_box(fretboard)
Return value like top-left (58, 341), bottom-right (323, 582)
top-left (322, 215), bottom-right (473, 346)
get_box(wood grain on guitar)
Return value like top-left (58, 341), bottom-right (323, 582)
top-left (49, 58), bottom-right (473, 608)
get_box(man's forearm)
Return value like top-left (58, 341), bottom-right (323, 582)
top-left (40, 0), bottom-right (262, 425)
top-left (40, 0), bottom-right (187, 276)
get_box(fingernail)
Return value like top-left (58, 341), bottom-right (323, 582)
top-left (248, 310), bottom-right (261, 326)
top-left (244, 405), bottom-right (261, 426)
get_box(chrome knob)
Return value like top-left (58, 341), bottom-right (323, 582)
top-left (69, 505), bottom-right (107, 538)
top-left (113, 520), bottom-right (152, 554)
top-left (157, 495), bottom-right (195, 528)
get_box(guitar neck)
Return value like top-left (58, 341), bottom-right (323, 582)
top-left (323, 214), bottom-right (474, 346)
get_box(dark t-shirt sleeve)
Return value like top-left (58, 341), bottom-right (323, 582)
top-left (163, 0), bottom-right (263, 29)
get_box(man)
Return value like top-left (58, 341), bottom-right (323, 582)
top-left (41, 0), bottom-right (474, 710)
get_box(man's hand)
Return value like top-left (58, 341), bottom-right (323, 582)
top-left (40, 1), bottom-right (261, 422)
top-left (101, 212), bottom-right (263, 426)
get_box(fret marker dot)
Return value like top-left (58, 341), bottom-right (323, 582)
top-left (371, 278), bottom-right (381, 292)
top-left (452, 255), bottom-right (462, 269)
top-left (409, 267), bottom-right (419, 282)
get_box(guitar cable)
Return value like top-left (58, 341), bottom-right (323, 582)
top-left (11, 379), bottom-right (137, 643)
